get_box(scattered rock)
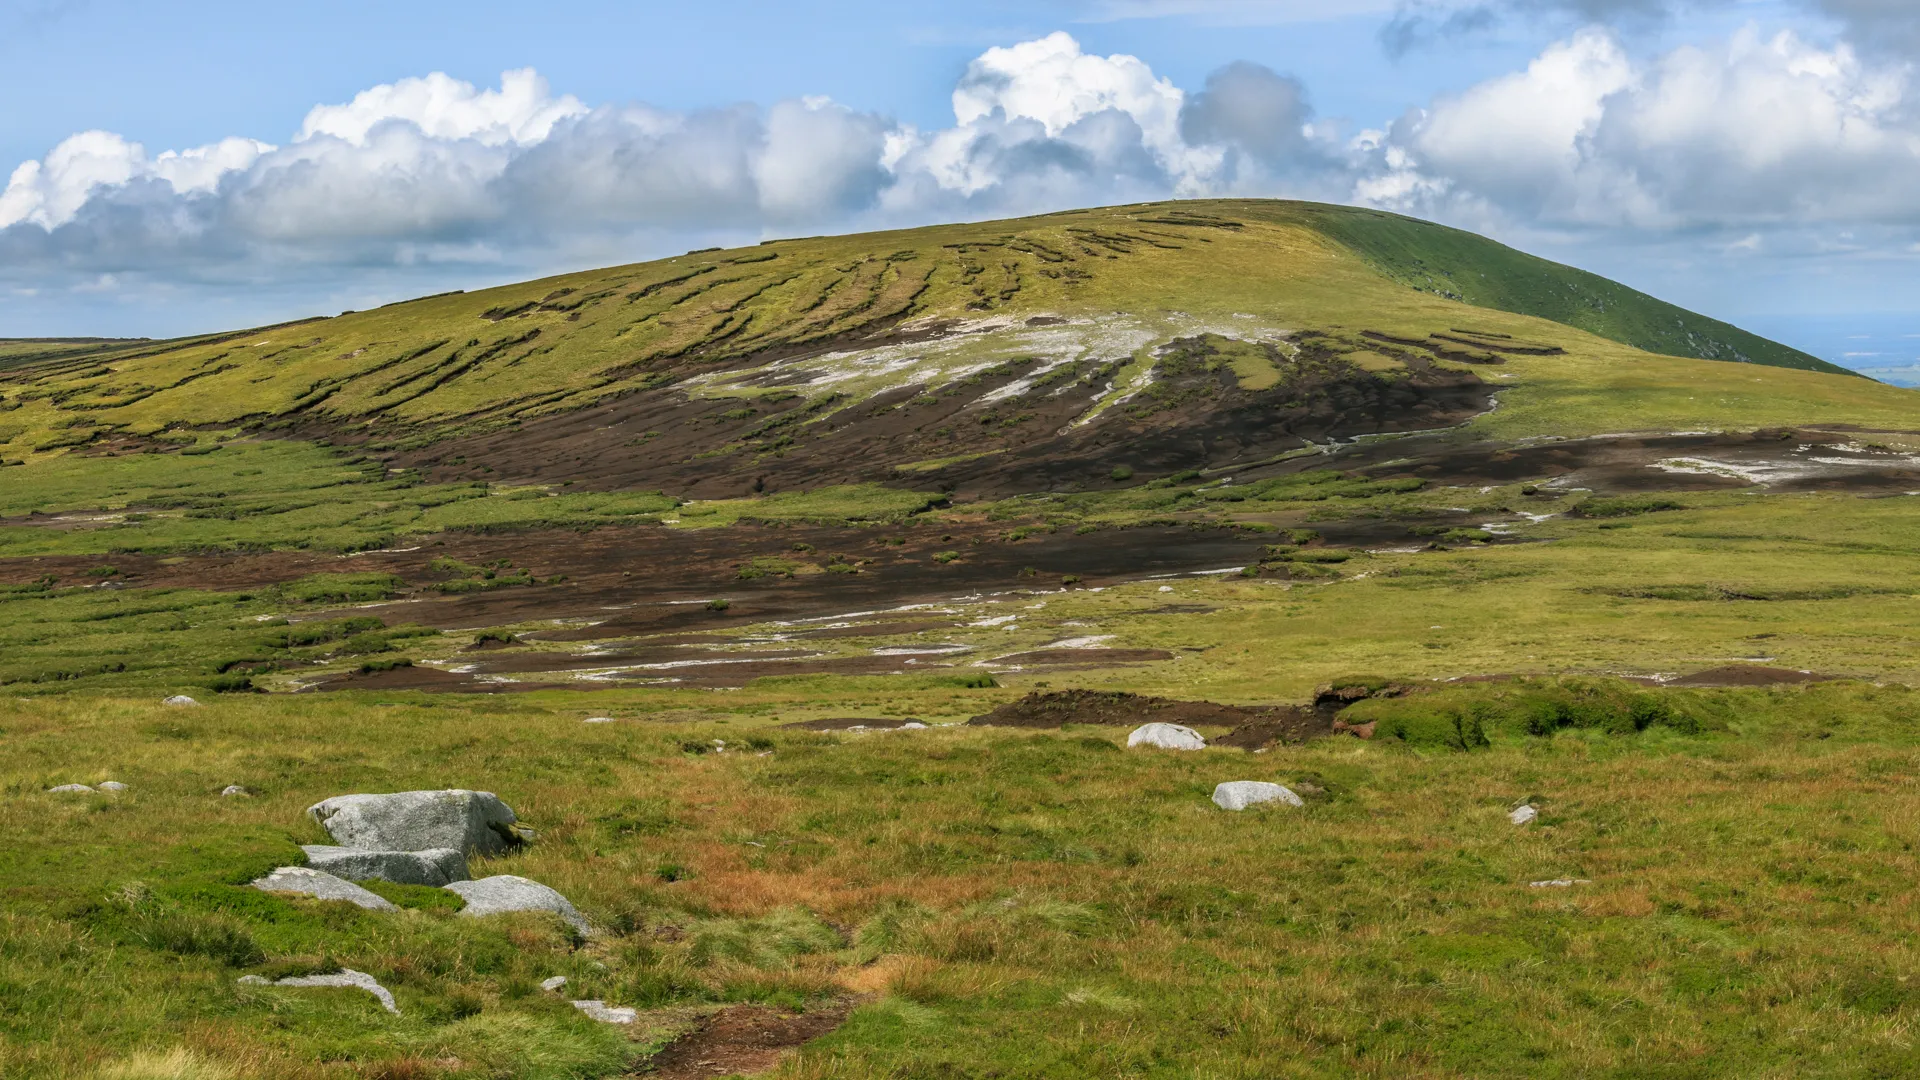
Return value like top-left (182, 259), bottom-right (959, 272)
top-left (1528, 878), bottom-right (1592, 888)
top-left (307, 789), bottom-right (523, 855)
top-left (1509, 805), bottom-right (1538, 826)
top-left (221, 785), bottom-right (249, 797)
top-left (1211, 781), bottom-right (1304, 811)
top-left (238, 969), bottom-right (399, 1014)
top-left (540, 975), bottom-right (568, 992)
top-left (1127, 722), bottom-right (1206, 750)
top-left (301, 845), bottom-right (469, 886)
top-left (444, 875), bottom-right (588, 933)
top-left (163, 695), bottom-right (201, 707)
top-left (571, 999), bottom-right (637, 1024)
top-left (250, 867), bottom-right (397, 911)
top-left (98, 781), bottom-right (127, 792)
top-left (46, 784), bottom-right (93, 794)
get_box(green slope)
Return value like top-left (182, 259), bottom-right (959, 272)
top-left (0, 200), bottom-right (1895, 472)
top-left (1281, 202), bottom-right (1843, 374)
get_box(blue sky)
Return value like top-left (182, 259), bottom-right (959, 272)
top-left (3, 0), bottom-right (1918, 375)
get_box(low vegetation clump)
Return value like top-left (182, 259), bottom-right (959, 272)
top-left (1340, 677), bottom-right (1707, 749)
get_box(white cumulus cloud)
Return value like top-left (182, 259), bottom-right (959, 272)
top-left (296, 68), bottom-right (587, 147)
top-left (9, 24), bottom-right (1920, 335)
top-left (1361, 26), bottom-right (1920, 229)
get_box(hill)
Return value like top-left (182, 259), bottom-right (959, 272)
top-left (0, 200), bottom-right (1888, 498)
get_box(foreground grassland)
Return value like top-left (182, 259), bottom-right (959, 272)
top-left (3, 484), bottom-right (1920, 1078)
top-left (5, 682), bottom-right (1920, 1079)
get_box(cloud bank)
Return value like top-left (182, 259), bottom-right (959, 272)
top-left (6, 23), bottom-right (1920, 328)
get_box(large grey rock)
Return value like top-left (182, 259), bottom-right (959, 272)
top-left (46, 784), bottom-right (93, 793)
top-left (302, 845), bottom-right (469, 886)
top-left (98, 781), bottom-right (127, 792)
top-left (307, 789), bottom-right (521, 855)
top-left (250, 867), bottom-right (396, 911)
top-left (445, 874), bottom-right (588, 933)
top-left (1509, 805), bottom-right (1538, 826)
top-left (1127, 722), bottom-right (1206, 750)
top-left (1212, 781), bottom-right (1304, 811)
top-left (163, 695), bottom-right (200, 707)
top-left (239, 969), bottom-right (398, 1014)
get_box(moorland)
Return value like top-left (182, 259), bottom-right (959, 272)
top-left (4, 199), bottom-right (1920, 1079)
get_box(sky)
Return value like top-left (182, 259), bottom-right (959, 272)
top-left (4, 0), bottom-right (1920, 375)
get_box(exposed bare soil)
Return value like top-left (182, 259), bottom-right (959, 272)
top-left (781, 717), bottom-right (925, 731)
top-left (1666, 665), bottom-right (1841, 687)
top-left (968, 689), bottom-right (1333, 747)
top-left (636, 998), bottom-right (858, 1079)
top-left (1325, 427), bottom-right (1920, 493)
top-left (381, 343), bottom-right (1495, 500)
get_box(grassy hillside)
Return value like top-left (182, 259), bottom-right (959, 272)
top-left (0, 200), bottom-right (1889, 478)
top-left (1287, 203), bottom-right (1843, 374)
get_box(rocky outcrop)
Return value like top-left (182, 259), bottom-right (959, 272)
top-left (301, 845), bottom-right (469, 886)
top-left (250, 867), bottom-right (396, 911)
top-left (307, 790), bottom-right (522, 855)
top-left (445, 875), bottom-right (587, 933)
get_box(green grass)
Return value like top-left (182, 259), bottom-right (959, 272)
top-left (5, 682), bottom-right (1920, 1078)
top-left (668, 484), bottom-right (944, 529)
top-left (0, 440), bottom-right (677, 557)
top-left (1285, 201), bottom-right (1842, 373)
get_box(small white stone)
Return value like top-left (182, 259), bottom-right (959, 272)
top-left (1211, 781), bottom-right (1304, 811)
top-left (583, 717), bottom-right (616, 724)
top-left (901, 721), bottom-right (928, 729)
top-left (221, 785), bottom-right (249, 797)
top-left (1528, 879), bottom-right (1592, 888)
top-left (1126, 723), bottom-right (1206, 750)
top-left (98, 781), bottom-right (127, 792)
top-left (1158, 585), bottom-right (1174, 592)
top-left (46, 784), bottom-right (93, 793)
top-left (1509, 805), bottom-right (1538, 826)
top-left (163, 695), bottom-right (201, 707)
top-left (571, 999), bottom-right (636, 1024)
top-left (239, 969), bottom-right (399, 1014)
top-left (540, 975), bottom-right (568, 992)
